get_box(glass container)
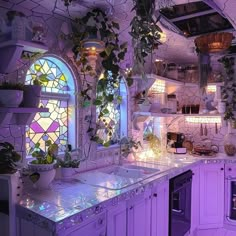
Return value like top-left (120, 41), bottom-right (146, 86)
top-left (224, 125), bottom-right (236, 156)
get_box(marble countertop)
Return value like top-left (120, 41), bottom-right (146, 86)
top-left (17, 153), bottom-right (236, 233)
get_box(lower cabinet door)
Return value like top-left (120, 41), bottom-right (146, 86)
top-left (127, 190), bottom-right (152, 236)
top-left (151, 181), bottom-right (169, 236)
top-left (107, 202), bottom-right (127, 236)
top-left (199, 163), bottom-right (224, 229)
top-left (63, 212), bottom-right (106, 236)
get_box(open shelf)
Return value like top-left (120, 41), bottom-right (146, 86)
top-left (0, 40), bottom-right (48, 73)
top-left (0, 40), bottom-right (48, 53)
top-left (0, 107), bottom-right (49, 126)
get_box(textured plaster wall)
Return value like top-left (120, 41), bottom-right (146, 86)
top-left (0, 3), bottom-right (135, 170)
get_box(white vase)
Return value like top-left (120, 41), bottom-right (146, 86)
top-left (0, 90), bottom-right (23, 107)
top-left (28, 161), bottom-right (56, 190)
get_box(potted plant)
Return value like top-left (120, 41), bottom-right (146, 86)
top-left (0, 81), bottom-right (24, 107)
top-left (56, 147), bottom-right (80, 178)
top-left (119, 136), bottom-right (141, 164)
top-left (28, 140), bottom-right (58, 189)
top-left (0, 142), bottom-right (21, 174)
top-left (22, 65), bottom-right (49, 108)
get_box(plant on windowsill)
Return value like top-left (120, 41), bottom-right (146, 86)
top-left (56, 149), bottom-right (81, 178)
top-left (0, 81), bottom-right (24, 107)
top-left (27, 140), bottom-right (58, 189)
top-left (0, 142), bottom-right (22, 174)
top-left (22, 63), bottom-right (49, 108)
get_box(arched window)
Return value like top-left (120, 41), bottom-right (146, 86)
top-left (96, 75), bottom-right (128, 145)
top-left (25, 56), bottom-right (77, 154)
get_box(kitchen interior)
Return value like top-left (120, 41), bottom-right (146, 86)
top-left (0, 0), bottom-right (236, 236)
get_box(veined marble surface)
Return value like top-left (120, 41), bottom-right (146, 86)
top-left (17, 153), bottom-right (236, 233)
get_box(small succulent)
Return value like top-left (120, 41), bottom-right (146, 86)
top-left (0, 142), bottom-right (21, 174)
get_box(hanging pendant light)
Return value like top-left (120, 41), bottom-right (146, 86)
top-left (195, 32), bottom-right (233, 53)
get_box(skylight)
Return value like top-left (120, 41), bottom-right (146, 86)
top-left (159, 1), bottom-right (234, 37)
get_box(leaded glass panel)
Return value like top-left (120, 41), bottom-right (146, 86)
top-left (25, 58), bottom-right (68, 93)
top-left (26, 99), bottom-right (68, 154)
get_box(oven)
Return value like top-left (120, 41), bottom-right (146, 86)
top-left (225, 163), bottom-right (236, 225)
top-left (169, 170), bottom-right (193, 236)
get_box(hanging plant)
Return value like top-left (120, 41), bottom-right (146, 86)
top-left (63, 8), bottom-right (132, 146)
top-left (218, 56), bottom-right (236, 121)
top-left (130, 0), bottom-right (162, 77)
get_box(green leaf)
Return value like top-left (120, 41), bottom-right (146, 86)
top-left (105, 45), bottom-right (114, 56)
top-left (45, 140), bottom-right (52, 146)
top-left (106, 94), bottom-right (114, 102)
top-left (118, 51), bottom-right (125, 60)
top-left (83, 100), bottom-right (91, 108)
top-left (102, 108), bottom-right (109, 114)
top-left (35, 142), bottom-right (40, 149)
top-left (103, 141), bottom-right (111, 147)
top-left (112, 21), bottom-right (120, 30)
top-left (117, 95), bottom-right (123, 104)
top-left (93, 99), bottom-right (103, 106)
top-left (126, 77), bottom-right (133, 87)
top-left (39, 74), bottom-right (49, 82)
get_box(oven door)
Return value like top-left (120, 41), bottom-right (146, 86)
top-left (225, 177), bottom-right (236, 224)
top-left (169, 182), bottom-right (192, 236)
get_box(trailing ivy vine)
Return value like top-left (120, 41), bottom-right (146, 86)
top-left (130, 0), bottom-right (162, 78)
top-left (219, 56), bottom-right (236, 121)
top-left (64, 9), bottom-right (132, 146)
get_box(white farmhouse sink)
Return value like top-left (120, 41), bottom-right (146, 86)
top-left (76, 162), bottom-right (172, 190)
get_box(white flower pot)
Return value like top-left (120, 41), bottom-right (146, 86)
top-left (28, 161), bottom-right (56, 190)
top-left (0, 90), bottom-right (23, 107)
top-left (61, 168), bottom-right (78, 178)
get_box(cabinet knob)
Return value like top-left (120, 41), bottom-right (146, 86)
top-left (229, 168), bottom-right (232, 171)
top-left (153, 193), bottom-right (157, 198)
top-left (130, 206), bottom-right (133, 210)
top-left (221, 168), bottom-right (224, 171)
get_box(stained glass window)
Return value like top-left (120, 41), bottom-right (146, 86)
top-left (25, 56), bottom-right (75, 154)
top-left (96, 76), bottom-right (128, 145)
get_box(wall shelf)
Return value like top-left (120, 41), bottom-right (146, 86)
top-left (0, 40), bottom-right (48, 73)
top-left (0, 107), bottom-right (49, 126)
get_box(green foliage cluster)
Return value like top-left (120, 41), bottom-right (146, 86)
top-left (219, 56), bottom-right (236, 121)
top-left (130, 0), bottom-right (162, 77)
top-left (120, 136), bottom-right (142, 158)
top-left (30, 140), bottom-right (58, 164)
top-left (0, 142), bottom-right (21, 174)
top-left (66, 8), bottom-right (132, 146)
